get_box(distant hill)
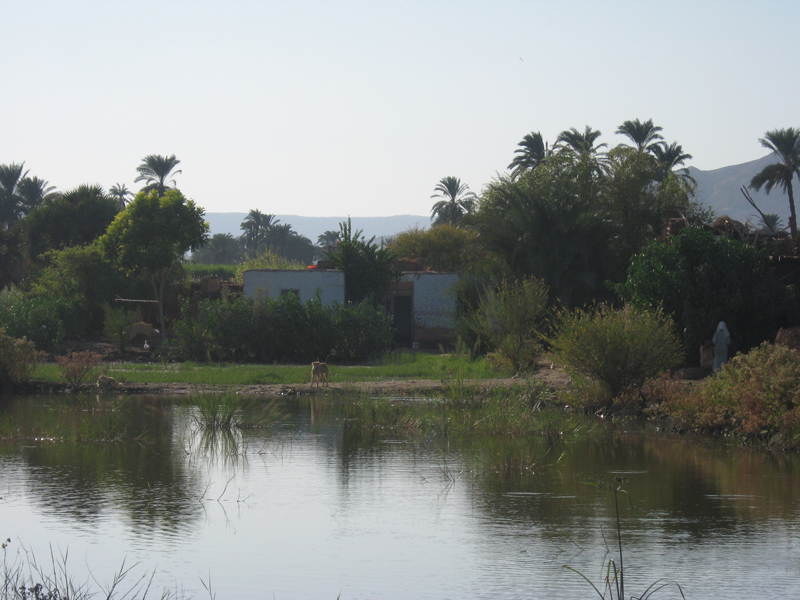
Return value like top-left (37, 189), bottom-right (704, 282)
top-left (204, 213), bottom-right (430, 243)
top-left (205, 157), bottom-right (800, 240)
top-left (689, 154), bottom-right (799, 227)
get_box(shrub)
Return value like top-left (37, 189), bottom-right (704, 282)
top-left (0, 287), bottom-right (68, 351)
top-left (0, 329), bottom-right (43, 389)
top-left (663, 343), bottom-right (800, 445)
top-left (56, 351), bottom-right (103, 390)
top-left (550, 306), bottom-right (683, 410)
top-left (173, 292), bottom-right (393, 364)
top-left (457, 277), bottom-right (549, 370)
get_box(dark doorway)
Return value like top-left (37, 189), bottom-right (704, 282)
top-left (393, 296), bottom-right (413, 345)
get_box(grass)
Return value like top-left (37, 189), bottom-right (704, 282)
top-left (33, 352), bottom-right (507, 386)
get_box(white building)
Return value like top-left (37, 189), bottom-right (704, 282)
top-left (242, 269), bottom-right (345, 306)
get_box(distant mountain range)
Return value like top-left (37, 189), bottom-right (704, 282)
top-left (204, 155), bottom-right (799, 241)
top-left (689, 154), bottom-right (798, 227)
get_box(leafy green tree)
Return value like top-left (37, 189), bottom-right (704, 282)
top-left (325, 218), bottom-right (397, 304)
top-left (615, 118), bottom-right (663, 153)
top-left (430, 176), bottom-right (477, 226)
top-left (387, 224), bottom-right (478, 272)
top-left (23, 185), bottom-right (120, 261)
top-left (108, 183), bottom-right (133, 208)
top-left (473, 156), bottom-right (615, 307)
top-left (618, 228), bottom-right (790, 360)
top-left (101, 189), bottom-right (209, 335)
top-left (18, 176), bottom-right (56, 214)
top-left (134, 154), bottom-right (182, 196)
top-left (0, 227), bottom-right (24, 291)
top-left (508, 131), bottom-right (549, 179)
top-left (749, 127), bottom-right (800, 240)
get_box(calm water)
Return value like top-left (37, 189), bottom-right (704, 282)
top-left (1, 394), bottom-right (800, 599)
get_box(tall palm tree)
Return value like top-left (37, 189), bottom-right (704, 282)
top-left (267, 222), bottom-right (295, 256)
top-left (508, 131), bottom-right (549, 179)
top-left (555, 126), bottom-right (607, 158)
top-left (17, 176), bottom-right (55, 216)
top-left (0, 162), bottom-right (29, 227)
top-left (109, 183), bottom-right (133, 208)
top-left (651, 142), bottom-right (694, 184)
top-left (750, 127), bottom-right (800, 240)
top-left (317, 230), bottom-right (340, 249)
top-left (134, 154), bottom-right (182, 196)
top-left (240, 209), bottom-right (278, 258)
top-left (430, 176), bottom-right (477, 226)
top-left (616, 118), bottom-right (664, 153)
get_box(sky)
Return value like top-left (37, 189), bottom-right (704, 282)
top-left (2, 1), bottom-right (798, 218)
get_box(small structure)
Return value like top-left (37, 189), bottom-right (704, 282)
top-left (391, 272), bottom-right (459, 347)
top-left (243, 269), bottom-right (345, 306)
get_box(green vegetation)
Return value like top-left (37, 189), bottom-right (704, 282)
top-left (550, 307), bottom-right (683, 410)
top-left (457, 276), bottom-right (549, 370)
top-left (657, 343), bottom-right (800, 448)
top-left (430, 176), bottom-right (477, 226)
top-left (0, 329), bottom-right (42, 389)
top-left (619, 227), bottom-right (789, 359)
top-left (34, 352), bottom-right (503, 386)
top-left (325, 218), bottom-right (397, 304)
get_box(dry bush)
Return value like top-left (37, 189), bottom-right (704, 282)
top-left (0, 329), bottom-right (44, 388)
top-left (57, 350), bottom-right (103, 390)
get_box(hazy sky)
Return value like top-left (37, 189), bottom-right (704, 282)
top-left (2, 1), bottom-right (797, 218)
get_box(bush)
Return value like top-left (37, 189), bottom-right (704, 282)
top-left (0, 287), bottom-right (68, 352)
top-left (103, 304), bottom-right (138, 353)
top-left (56, 351), bottom-right (103, 390)
top-left (0, 329), bottom-right (43, 389)
top-left (173, 292), bottom-right (393, 364)
top-left (663, 343), bottom-right (800, 445)
top-left (550, 306), bottom-right (683, 410)
top-left (457, 277), bottom-right (549, 370)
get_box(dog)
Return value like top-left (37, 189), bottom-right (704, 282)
top-left (311, 361), bottom-right (329, 387)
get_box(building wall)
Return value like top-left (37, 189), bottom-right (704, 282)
top-left (243, 269), bottom-right (345, 306)
top-left (398, 272), bottom-right (459, 346)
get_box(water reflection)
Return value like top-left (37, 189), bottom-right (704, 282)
top-left (0, 394), bottom-right (798, 598)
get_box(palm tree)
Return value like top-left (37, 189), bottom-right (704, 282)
top-left (109, 183), bottom-right (133, 208)
top-left (240, 209), bottom-right (278, 258)
top-left (267, 222), bottom-right (295, 256)
top-left (430, 176), bottom-right (477, 226)
top-left (134, 154), bottom-right (182, 196)
top-left (317, 230), bottom-right (340, 249)
top-left (616, 118), bottom-right (663, 153)
top-left (555, 126), bottom-right (607, 158)
top-left (193, 233), bottom-right (244, 264)
top-left (651, 142), bottom-right (694, 184)
top-left (0, 162), bottom-right (29, 227)
top-left (750, 127), bottom-right (800, 240)
top-left (17, 176), bottom-right (55, 216)
top-left (758, 213), bottom-right (786, 234)
top-left (508, 131), bottom-right (549, 179)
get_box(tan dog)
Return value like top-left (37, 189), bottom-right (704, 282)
top-left (311, 361), bottom-right (329, 387)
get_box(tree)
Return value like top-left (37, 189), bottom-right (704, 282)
top-left (508, 131), bottom-right (549, 179)
top-left (317, 230), bottom-right (340, 249)
top-left (749, 127), bottom-right (800, 240)
top-left (0, 163), bottom-right (29, 228)
top-left (18, 176), bottom-right (56, 214)
top-left (651, 141), bottom-right (694, 184)
top-left (191, 233), bottom-right (245, 264)
top-left (108, 183), bottom-right (133, 208)
top-left (618, 228), bottom-right (789, 360)
top-left (430, 176), bottom-right (477, 226)
top-left (616, 118), bottom-right (663, 153)
top-left (240, 209), bottom-right (278, 258)
top-left (134, 154), bottom-right (182, 196)
top-left (555, 125), bottom-right (607, 159)
top-left (101, 189), bottom-right (209, 335)
top-left (24, 185), bottom-right (120, 260)
top-left (386, 224), bottom-right (478, 272)
top-left (325, 218), bottom-right (397, 304)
